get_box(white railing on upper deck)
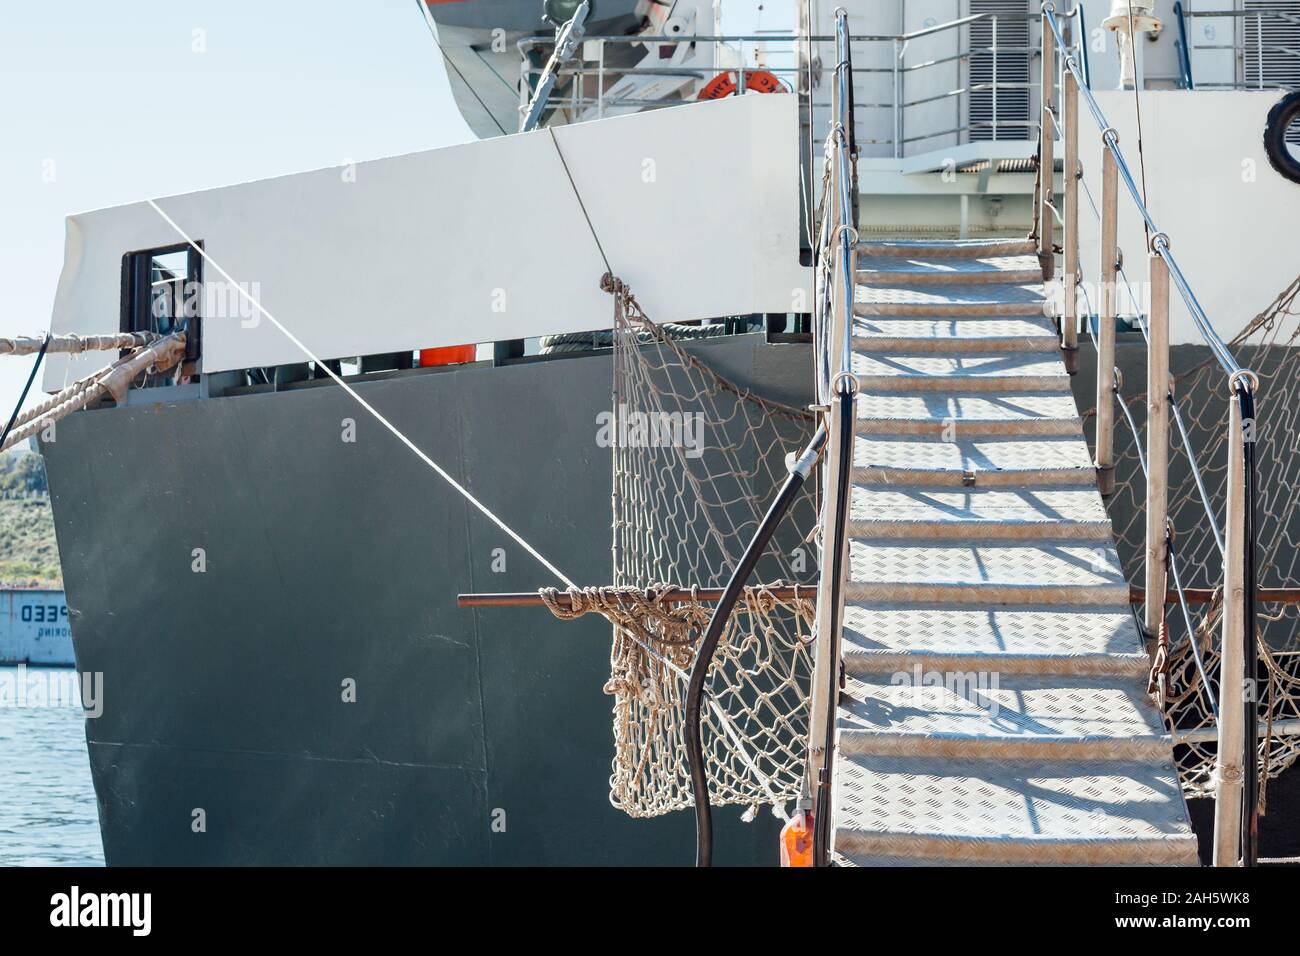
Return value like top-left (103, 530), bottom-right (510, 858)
top-left (516, 10), bottom-right (1090, 159)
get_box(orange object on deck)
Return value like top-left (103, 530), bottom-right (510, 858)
top-left (419, 345), bottom-right (477, 367)
top-left (779, 810), bottom-right (815, 867)
top-left (697, 69), bottom-right (783, 100)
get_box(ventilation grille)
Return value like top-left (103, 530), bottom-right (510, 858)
top-left (968, 0), bottom-right (1033, 142)
top-left (1243, 1), bottom-right (1300, 145)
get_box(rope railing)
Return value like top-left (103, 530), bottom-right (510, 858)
top-left (1038, 1), bottom-right (1262, 867)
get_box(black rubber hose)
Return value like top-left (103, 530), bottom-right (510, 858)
top-left (685, 423), bottom-right (826, 867)
top-left (811, 387), bottom-right (855, 867)
top-left (1239, 383), bottom-right (1259, 866)
top-left (0, 332), bottom-right (52, 452)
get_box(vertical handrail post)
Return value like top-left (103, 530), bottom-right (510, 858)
top-left (1214, 386), bottom-right (1248, 866)
top-left (1144, 250), bottom-right (1170, 639)
top-left (807, 71), bottom-right (845, 815)
top-left (892, 38), bottom-right (903, 158)
top-left (597, 39), bottom-right (606, 119)
top-left (1095, 140), bottom-right (1119, 495)
top-left (1038, 9), bottom-right (1056, 278)
top-left (992, 17), bottom-right (999, 141)
top-left (1061, 64), bottom-right (1079, 374)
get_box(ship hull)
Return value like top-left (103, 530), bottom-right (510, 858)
top-left (42, 334), bottom-right (812, 865)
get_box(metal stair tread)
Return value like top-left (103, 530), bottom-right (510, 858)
top-left (848, 486), bottom-right (1111, 539)
top-left (855, 391), bottom-right (1082, 437)
top-left (851, 351), bottom-right (1069, 391)
top-left (852, 316), bottom-right (1058, 352)
top-left (853, 434), bottom-right (1095, 476)
top-left (846, 539), bottom-right (1128, 604)
top-left (837, 672), bottom-right (1169, 760)
top-left (857, 238), bottom-right (1038, 259)
top-left (827, 232), bottom-right (1194, 867)
top-left (858, 254), bottom-right (1042, 286)
top-left (840, 603), bottom-right (1149, 678)
top-left (855, 281), bottom-right (1046, 311)
top-left (832, 754), bottom-right (1199, 865)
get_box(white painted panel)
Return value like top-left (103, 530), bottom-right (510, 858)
top-left (1078, 90), bottom-right (1300, 347)
top-left (0, 590), bottom-right (73, 666)
top-left (45, 94), bottom-right (809, 388)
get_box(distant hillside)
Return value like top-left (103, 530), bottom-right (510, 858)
top-left (0, 450), bottom-right (61, 588)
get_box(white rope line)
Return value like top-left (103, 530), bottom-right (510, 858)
top-left (146, 199), bottom-right (577, 590)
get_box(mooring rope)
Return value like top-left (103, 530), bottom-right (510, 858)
top-left (145, 199), bottom-right (578, 590)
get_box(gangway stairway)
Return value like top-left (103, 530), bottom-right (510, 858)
top-left (829, 238), bottom-right (1201, 866)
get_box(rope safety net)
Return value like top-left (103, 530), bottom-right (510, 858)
top-left (540, 276), bottom-right (820, 820)
top-left (1100, 275), bottom-right (1300, 808)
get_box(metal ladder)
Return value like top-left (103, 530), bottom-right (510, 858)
top-left (827, 237), bottom-right (1200, 866)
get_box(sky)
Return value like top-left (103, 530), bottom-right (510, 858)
top-left (0, 0), bottom-right (474, 419)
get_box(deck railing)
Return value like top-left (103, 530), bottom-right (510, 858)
top-left (1173, 4), bottom-right (1300, 92)
top-left (517, 10), bottom-right (1085, 158)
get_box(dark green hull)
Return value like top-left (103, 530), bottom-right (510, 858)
top-left (43, 334), bottom-right (813, 865)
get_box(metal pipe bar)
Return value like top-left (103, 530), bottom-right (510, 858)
top-left (1175, 719), bottom-right (1300, 745)
top-left (1167, 543), bottom-right (1219, 719)
top-left (1170, 396), bottom-right (1227, 556)
top-left (457, 585), bottom-right (814, 608)
top-left (1129, 587), bottom-right (1300, 603)
top-left (465, 585), bottom-right (1300, 609)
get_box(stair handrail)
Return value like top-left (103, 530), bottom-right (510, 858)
top-left (806, 7), bottom-right (858, 869)
top-left (1038, 1), bottom-right (1261, 867)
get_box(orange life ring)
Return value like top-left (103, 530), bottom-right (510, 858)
top-left (697, 69), bottom-right (782, 100)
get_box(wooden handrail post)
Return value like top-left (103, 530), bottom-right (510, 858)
top-left (1095, 144), bottom-right (1119, 495)
top-left (807, 84), bottom-right (845, 797)
top-left (1061, 67), bottom-right (1079, 374)
top-left (1144, 251), bottom-right (1169, 638)
top-left (1038, 10), bottom-right (1056, 279)
top-left (1214, 390), bottom-right (1248, 866)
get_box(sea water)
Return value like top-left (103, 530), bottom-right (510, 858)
top-left (0, 665), bottom-right (103, 865)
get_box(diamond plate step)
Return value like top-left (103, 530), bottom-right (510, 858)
top-left (857, 238), bottom-right (1038, 259)
top-left (849, 486), bottom-right (1112, 540)
top-left (852, 351), bottom-right (1069, 392)
top-left (832, 754), bottom-right (1200, 865)
top-left (855, 391), bottom-right (1083, 437)
top-left (838, 673), bottom-right (1170, 761)
top-left (852, 315), bottom-right (1058, 353)
top-left (840, 603), bottom-right (1150, 679)
top-left (856, 282), bottom-right (1046, 317)
top-left (853, 435), bottom-right (1096, 486)
top-left (858, 253), bottom-right (1042, 287)
top-left (828, 235), bottom-right (1194, 866)
top-left (845, 540), bottom-right (1129, 605)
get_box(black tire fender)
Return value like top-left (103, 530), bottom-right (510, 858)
top-left (1263, 90), bottom-right (1300, 185)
